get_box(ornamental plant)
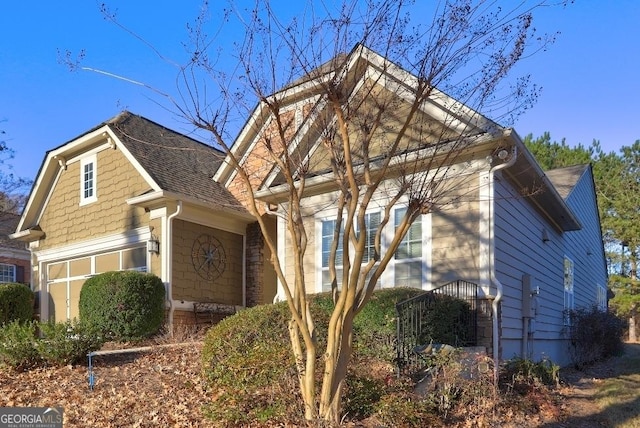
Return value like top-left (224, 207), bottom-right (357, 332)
top-left (79, 271), bottom-right (165, 341)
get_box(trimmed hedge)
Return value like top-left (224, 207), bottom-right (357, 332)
top-left (79, 271), bottom-right (165, 341)
top-left (0, 283), bottom-right (34, 325)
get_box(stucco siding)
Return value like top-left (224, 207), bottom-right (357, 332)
top-left (172, 219), bottom-right (243, 305)
top-left (38, 144), bottom-right (151, 250)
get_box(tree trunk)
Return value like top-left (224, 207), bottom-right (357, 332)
top-left (288, 318), bottom-right (318, 421)
top-left (630, 315), bottom-right (637, 343)
top-left (318, 307), bottom-right (355, 424)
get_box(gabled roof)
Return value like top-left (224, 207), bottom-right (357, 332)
top-left (545, 164), bottom-right (589, 200)
top-left (214, 44), bottom-right (502, 188)
top-left (107, 112), bottom-right (246, 211)
top-left (13, 111), bottom-right (248, 239)
top-left (216, 43), bottom-right (582, 232)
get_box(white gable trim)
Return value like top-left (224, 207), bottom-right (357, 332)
top-left (17, 126), bottom-right (163, 235)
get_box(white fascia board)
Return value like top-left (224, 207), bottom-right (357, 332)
top-left (362, 46), bottom-right (499, 135)
top-left (218, 48), bottom-right (357, 187)
top-left (35, 226), bottom-right (152, 262)
top-left (256, 133), bottom-right (496, 201)
top-left (261, 95), bottom-right (325, 189)
top-left (17, 125), bottom-right (161, 234)
top-left (127, 190), bottom-right (256, 223)
top-left (213, 104), bottom-right (269, 185)
top-left (126, 190), bottom-right (168, 206)
top-left (364, 67), bottom-right (488, 137)
top-left (9, 228), bottom-right (45, 242)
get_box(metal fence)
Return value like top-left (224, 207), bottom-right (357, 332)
top-left (395, 280), bottom-right (479, 377)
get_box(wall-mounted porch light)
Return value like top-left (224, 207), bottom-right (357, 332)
top-left (147, 238), bottom-right (160, 254)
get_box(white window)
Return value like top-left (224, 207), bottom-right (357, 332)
top-left (0, 263), bottom-right (16, 283)
top-left (597, 284), bottom-right (607, 311)
top-left (320, 212), bottom-right (381, 292)
top-left (80, 155), bottom-right (97, 205)
top-left (563, 256), bottom-right (574, 325)
top-left (321, 219), bottom-right (343, 291)
top-left (394, 207), bottom-right (423, 288)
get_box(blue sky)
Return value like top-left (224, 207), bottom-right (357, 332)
top-left (2, 1), bottom-right (639, 183)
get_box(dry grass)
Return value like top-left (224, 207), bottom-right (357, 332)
top-left (551, 343), bottom-right (640, 427)
top-left (594, 343), bottom-right (640, 427)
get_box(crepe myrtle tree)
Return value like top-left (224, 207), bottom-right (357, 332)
top-left (78, 0), bottom-right (570, 423)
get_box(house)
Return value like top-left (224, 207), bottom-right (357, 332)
top-left (0, 212), bottom-right (30, 284)
top-left (12, 45), bottom-right (606, 366)
top-left (11, 113), bottom-right (275, 326)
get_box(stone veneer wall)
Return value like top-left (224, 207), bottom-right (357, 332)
top-left (245, 221), bottom-right (264, 307)
top-left (476, 297), bottom-right (496, 357)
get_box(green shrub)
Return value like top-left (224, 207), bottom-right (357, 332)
top-left (567, 306), bottom-right (627, 369)
top-left (0, 320), bottom-right (105, 371)
top-left (79, 271), bottom-right (165, 341)
top-left (202, 288), bottom-right (427, 425)
top-left (0, 283), bottom-right (34, 325)
top-left (201, 302), bottom-right (310, 425)
top-left (501, 357), bottom-right (560, 388)
top-left (0, 320), bottom-right (40, 370)
top-left (36, 320), bottom-right (104, 366)
top-left (352, 288), bottom-right (426, 358)
top-left (418, 294), bottom-right (473, 346)
top-left (343, 375), bottom-right (385, 420)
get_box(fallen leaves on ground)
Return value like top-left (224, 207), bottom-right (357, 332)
top-left (0, 342), bottom-right (214, 427)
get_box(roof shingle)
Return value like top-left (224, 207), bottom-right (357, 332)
top-left (107, 112), bottom-right (247, 214)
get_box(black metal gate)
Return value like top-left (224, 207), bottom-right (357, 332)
top-left (395, 280), bottom-right (479, 377)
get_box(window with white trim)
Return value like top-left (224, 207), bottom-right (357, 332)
top-left (80, 155), bottom-right (97, 205)
top-left (321, 212), bottom-right (381, 292)
top-left (0, 263), bottom-right (16, 283)
top-left (563, 256), bottom-right (574, 325)
top-left (597, 284), bottom-right (607, 311)
top-left (394, 207), bottom-right (423, 288)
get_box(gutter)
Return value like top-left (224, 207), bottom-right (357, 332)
top-left (166, 201), bottom-right (183, 336)
top-left (488, 146), bottom-right (517, 381)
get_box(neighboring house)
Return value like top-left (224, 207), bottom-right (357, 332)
top-left (0, 212), bottom-right (30, 284)
top-left (12, 45), bottom-right (606, 366)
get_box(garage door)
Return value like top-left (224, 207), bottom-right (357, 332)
top-left (46, 247), bottom-right (147, 322)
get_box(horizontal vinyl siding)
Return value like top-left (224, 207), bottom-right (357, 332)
top-left (494, 167), bottom-right (607, 366)
top-left (561, 169), bottom-right (607, 309)
top-left (493, 174), bottom-right (567, 361)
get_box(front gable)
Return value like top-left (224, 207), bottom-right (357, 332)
top-left (13, 125), bottom-right (160, 247)
top-left (37, 138), bottom-right (153, 249)
top-left (215, 44), bottom-right (499, 207)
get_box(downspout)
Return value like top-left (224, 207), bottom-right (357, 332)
top-left (488, 146), bottom-right (517, 378)
top-left (166, 201), bottom-right (183, 335)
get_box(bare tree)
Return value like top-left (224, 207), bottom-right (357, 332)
top-left (0, 122), bottom-right (31, 215)
top-left (86, 0), bottom-right (568, 423)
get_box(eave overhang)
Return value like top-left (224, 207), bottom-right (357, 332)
top-left (504, 130), bottom-right (582, 232)
top-left (254, 131), bottom-right (503, 203)
top-left (15, 125), bottom-right (121, 238)
top-left (9, 228), bottom-right (45, 242)
top-left (126, 190), bottom-right (256, 223)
